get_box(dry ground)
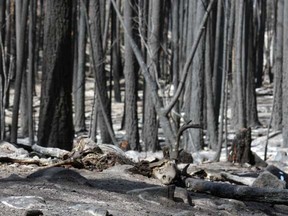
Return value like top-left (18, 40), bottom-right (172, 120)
top-left (1, 81), bottom-right (287, 215)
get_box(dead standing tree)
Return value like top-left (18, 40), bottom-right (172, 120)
top-left (0, 0), bottom-right (6, 139)
top-left (74, 0), bottom-right (87, 135)
top-left (37, 0), bottom-right (74, 151)
top-left (123, 0), bottom-right (140, 151)
top-left (27, 0), bottom-right (36, 145)
top-left (143, 0), bottom-right (161, 152)
top-left (272, 0), bottom-right (284, 131)
top-left (10, 0), bottom-right (29, 144)
top-left (110, 0), bottom-right (122, 103)
top-left (89, 1), bottom-right (113, 144)
top-left (282, 0), bottom-right (288, 147)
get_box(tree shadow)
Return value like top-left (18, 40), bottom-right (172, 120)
top-left (87, 177), bottom-right (159, 194)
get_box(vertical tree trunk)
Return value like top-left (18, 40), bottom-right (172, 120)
top-left (171, 0), bottom-right (180, 130)
top-left (34, 0), bottom-right (44, 81)
top-left (272, 0), bottom-right (283, 130)
top-left (111, 0), bottom-right (122, 103)
top-left (72, 1), bottom-right (78, 102)
top-left (182, 0), bottom-right (196, 150)
top-left (100, 0), bottom-right (106, 36)
top-left (123, 0), bottom-right (140, 150)
top-left (212, 0), bottom-right (223, 122)
top-left (138, 0), bottom-right (148, 142)
top-left (102, 1), bottom-right (111, 52)
top-left (4, 0), bottom-right (15, 110)
top-left (38, 0), bottom-right (74, 150)
top-left (282, 0), bottom-right (288, 147)
top-left (17, 0), bottom-right (29, 137)
top-left (89, 0), bottom-right (113, 144)
top-left (74, 0), bottom-right (87, 134)
top-left (245, 0), bottom-right (260, 127)
top-left (255, 0), bottom-right (266, 88)
top-left (214, 0), bottom-right (234, 162)
top-left (10, 0), bottom-right (29, 143)
top-left (232, 0), bottom-right (246, 129)
top-left (205, 18), bottom-right (218, 150)
top-left (27, 0), bottom-right (35, 145)
top-left (143, 0), bottom-right (161, 152)
top-left (0, 0), bottom-right (5, 139)
top-left (187, 0), bottom-right (205, 151)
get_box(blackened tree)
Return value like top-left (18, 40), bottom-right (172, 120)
top-left (123, 0), bottom-right (140, 150)
top-left (37, 0), bottom-right (74, 150)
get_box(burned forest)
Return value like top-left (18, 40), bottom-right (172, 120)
top-left (0, 0), bottom-right (288, 215)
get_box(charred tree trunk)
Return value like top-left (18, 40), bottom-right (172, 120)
top-left (0, 0), bottom-right (5, 139)
top-left (89, 0), bottom-right (113, 144)
top-left (10, 0), bottom-right (29, 143)
top-left (123, 0), bottom-right (140, 150)
top-left (205, 18), bottom-right (218, 150)
top-left (111, 0), bottom-right (122, 103)
top-left (182, 0), bottom-right (196, 151)
top-left (282, 0), bottom-right (288, 147)
top-left (143, 0), bottom-right (161, 152)
top-left (111, 1), bottom-right (122, 102)
top-left (37, 0), bottom-right (74, 150)
top-left (272, 0), bottom-right (283, 130)
top-left (255, 0), bottom-right (266, 88)
top-left (27, 0), bottom-right (36, 145)
top-left (187, 0), bottom-right (205, 151)
top-left (228, 127), bottom-right (254, 164)
top-left (171, 0), bottom-right (180, 132)
top-left (246, 0), bottom-right (260, 127)
top-left (74, 0), bottom-right (87, 134)
top-left (212, 0), bottom-right (223, 126)
top-left (232, 0), bottom-right (246, 129)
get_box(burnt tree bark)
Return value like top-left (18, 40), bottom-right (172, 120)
top-left (143, 0), bottom-right (161, 152)
top-left (0, 0), bottom-right (5, 139)
top-left (232, 0), bottom-right (246, 129)
top-left (272, 0), bottom-right (284, 130)
top-left (111, 0), bottom-right (122, 103)
top-left (123, 0), bottom-right (140, 150)
top-left (37, 0), bottom-right (74, 150)
top-left (255, 0), bottom-right (266, 88)
top-left (187, 0), bottom-right (205, 151)
top-left (282, 0), bottom-right (288, 147)
top-left (17, 0), bottom-right (29, 138)
top-left (171, 0), bottom-right (180, 131)
top-left (205, 17), bottom-right (218, 150)
top-left (10, 0), bottom-right (29, 143)
top-left (182, 0), bottom-right (196, 150)
top-left (245, 0), bottom-right (260, 127)
top-left (74, 0), bottom-right (87, 134)
top-left (212, 0), bottom-right (223, 126)
top-left (27, 0), bottom-right (36, 145)
top-left (228, 127), bottom-right (254, 164)
top-left (89, 0), bottom-right (113, 144)
top-left (214, 0), bottom-right (235, 162)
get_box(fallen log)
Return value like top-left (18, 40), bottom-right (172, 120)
top-left (32, 144), bottom-right (69, 159)
top-left (220, 172), bottom-right (255, 186)
top-left (185, 178), bottom-right (288, 205)
top-left (0, 157), bottom-right (49, 166)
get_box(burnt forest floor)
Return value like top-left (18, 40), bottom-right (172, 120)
top-left (0, 80), bottom-right (287, 216)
